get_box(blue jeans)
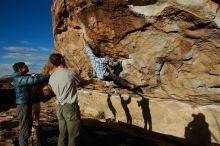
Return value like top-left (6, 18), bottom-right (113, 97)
top-left (56, 103), bottom-right (81, 146)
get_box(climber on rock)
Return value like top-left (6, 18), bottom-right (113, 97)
top-left (83, 39), bottom-right (139, 91)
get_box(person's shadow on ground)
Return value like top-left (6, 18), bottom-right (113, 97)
top-left (184, 113), bottom-right (211, 146)
top-left (107, 94), bottom-right (117, 120)
top-left (119, 94), bottom-right (132, 125)
top-left (137, 96), bottom-right (152, 131)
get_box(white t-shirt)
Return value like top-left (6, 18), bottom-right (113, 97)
top-left (49, 68), bottom-right (80, 105)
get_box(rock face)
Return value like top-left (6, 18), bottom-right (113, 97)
top-left (48, 0), bottom-right (220, 144)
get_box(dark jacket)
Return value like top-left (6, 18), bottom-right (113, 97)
top-left (10, 72), bottom-right (49, 104)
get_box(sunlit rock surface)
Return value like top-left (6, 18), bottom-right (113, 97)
top-left (44, 0), bottom-right (220, 144)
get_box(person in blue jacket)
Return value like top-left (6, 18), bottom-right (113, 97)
top-left (10, 62), bottom-right (49, 146)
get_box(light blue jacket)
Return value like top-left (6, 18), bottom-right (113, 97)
top-left (10, 72), bottom-right (49, 104)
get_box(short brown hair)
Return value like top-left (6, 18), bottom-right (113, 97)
top-left (49, 53), bottom-right (63, 67)
top-left (13, 62), bottom-right (26, 72)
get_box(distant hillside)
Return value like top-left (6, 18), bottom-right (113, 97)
top-left (0, 76), bottom-right (15, 104)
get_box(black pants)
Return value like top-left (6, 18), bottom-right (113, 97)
top-left (104, 72), bottom-right (129, 88)
top-left (16, 104), bottom-right (33, 146)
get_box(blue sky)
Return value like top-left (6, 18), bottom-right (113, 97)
top-left (0, 0), bottom-right (54, 77)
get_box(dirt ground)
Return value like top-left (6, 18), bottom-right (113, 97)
top-left (0, 98), bottom-right (57, 146)
top-left (1, 97), bottom-right (219, 146)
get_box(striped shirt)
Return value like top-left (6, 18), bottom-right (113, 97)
top-left (84, 42), bottom-right (118, 79)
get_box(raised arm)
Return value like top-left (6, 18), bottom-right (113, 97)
top-left (83, 42), bottom-right (97, 61)
top-left (72, 71), bottom-right (91, 86)
top-left (14, 74), bottom-right (49, 86)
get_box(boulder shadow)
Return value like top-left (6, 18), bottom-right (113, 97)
top-left (37, 119), bottom-right (192, 146)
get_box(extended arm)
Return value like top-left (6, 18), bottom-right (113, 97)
top-left (72, 71), bottom-right (91, 86)
top-left (14, 74), bottom-right (49, 86)
top-left (83, 42), bottom-right (97, 61)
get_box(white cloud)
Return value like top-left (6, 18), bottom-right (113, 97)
top-left (2, 53), bottom-right (48, 61)
top-left (3, 46), bottom-right (37, 52)
top-left (18, 41), bottom-right (30, 45)
top-left (0, 64), bottom-right (13, 76)
top-left (0, 63), bottom-right (45, 76)
top-left (20, 62), bottom-right (44, 73)
top-left (27, 63), bottom-right (44, 74)
top-left (23, 62), bottom-right (43, 73)
top-left (0, 64), bottom-right (12, 71)
top-left (0, 45), bottom-right (51, 75)
top-left (41, 47), bottom-right (51, 52)
top-left (25, 62), bottom-right (32, 65)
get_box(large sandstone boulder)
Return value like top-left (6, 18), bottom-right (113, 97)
top-left (45, 0), bottom-right (220, 144)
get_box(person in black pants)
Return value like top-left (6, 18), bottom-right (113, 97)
top-left (10, 62), bottom-right (48, 146)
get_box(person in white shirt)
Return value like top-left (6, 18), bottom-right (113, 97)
top-left (49, 53), bottom-right (88, 146)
